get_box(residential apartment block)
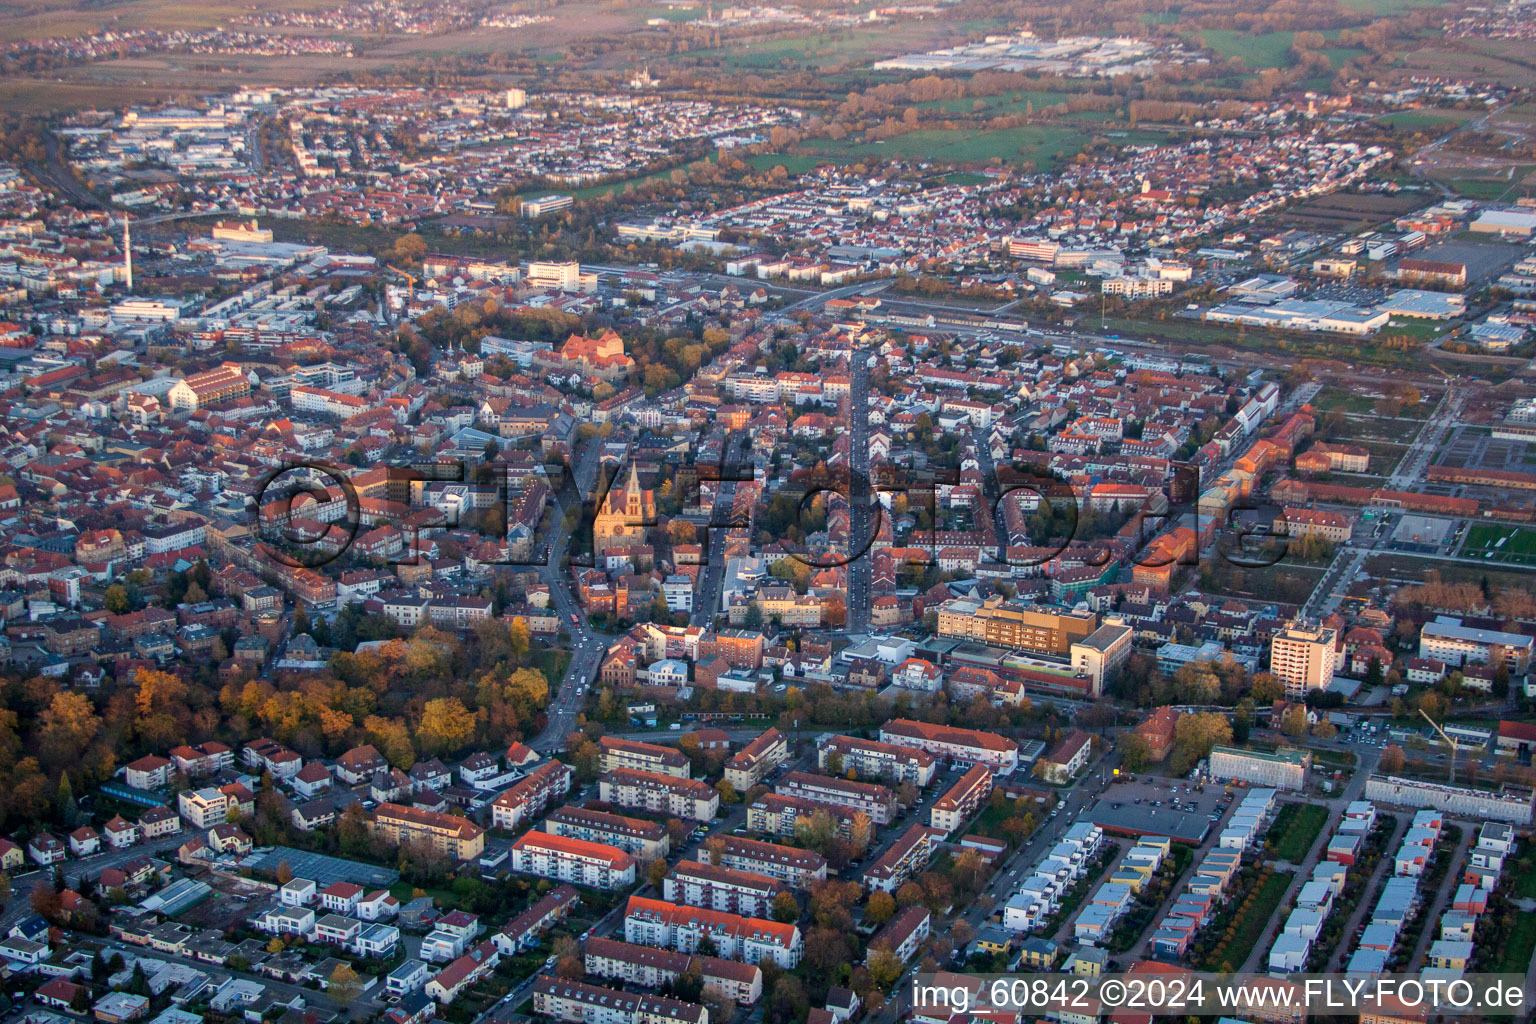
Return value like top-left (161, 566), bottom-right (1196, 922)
top-left (599, 769), bottom-right (720, 821)
top-left (489, 760), bottom-right (573, 831)
top-left (663, 860), bottom-right (786, 917)
top-left (583, 936), bottom-right (762, 1006)
top-left (544, 805), bottom-right (670, 864)
top-left (623, 896), bottom-right (802, 968)
top-left (532, 976), bottom-right (707, 1024)
top-left (817, 734), bottom-right (937, 786)
top-left (723, 728), bottom-right (787, 791)
top-left (930, 765), bottom-right (994, 834)
top-left (776, 771), bottom-right (897, 825)
top-left (368, 803), bottom-right (486, 860)
top-left (878, 719), bottom-right (1020, 774)
top-left (599, 737), bottom-right (691, 779)
top-left (1270, 621), bottom-right (1339, 698)
top-left (690, 835), bottom-right (827, 890)
top-left (510, 831), bottom-right (637, 890)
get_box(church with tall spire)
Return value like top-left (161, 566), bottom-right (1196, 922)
top-left (592, 463), bottom-right (656, 551)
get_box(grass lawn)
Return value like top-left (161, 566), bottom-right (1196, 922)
top-left (1494, 911), bottom-right (1536, 973)
top-left (1433, 166), bottom-right (1536, 201)
top-left (1340, 0), bottom-right (1452, 14)
top-left (916, 90), bottom-right (1068, 115)
top-left (798, 124), bottom-right (1104, 171)
top-left (1195, 869), bottom-right (1294, 971)
top-left (1376, 109), bottom-right (1478, 129)
top-left (1200, 29), bottom-right (1296, 69)
top-left (1461, 524), bottom-right (1536, 565)
top-left (1312, 387), bottom-right (1377, 416)
top-left (1267, 803), bottom-right (1329, 862)
top-left (746, 153), bottom-right (833, 174)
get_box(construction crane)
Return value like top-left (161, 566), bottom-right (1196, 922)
top-left (1420, 708), bottom-right (1459, 785)
top-left (383, 264), bottom-right (418, 323)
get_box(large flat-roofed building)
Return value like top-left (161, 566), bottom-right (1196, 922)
top-left (936, 597), bottom-right (1098, 655)
top-left (369, 803), bottom-right (485, 860)
top-left (1419, 616), bottom-right (1533, 673)
top-left (599, 769), bottom-right (719, 821)
top-left (1365, 774), bottom-right (1533, 825)
top-left (691, 835), bottom-right (827, 889)
top-left (1209, 746), bottom-right (1309, 791)
top-left (1270, 621), bottom-right (1338, 698)
top-left (723, 728), bottom-right (787, 791)
top-left (878, 719), bottom-right (1020, 774)
top-left (776, 771), bottom-right (897, 825)
top-left (623, 896), bottom-right (802, 968)
top-left (583, 936), bottom-right (763, 1006)
top-left (663, 860), bottom-right (786, 917)
top-left (544, 805), bottom-right (670, 864)
top-left (1068, 621), bottom-right (1134, 698)
top-left (1471, 209), bottom-right (1536, 237)
top-left (599, 737), bottom-right (691, 779)
top-left (817, 735), bottom-right (937, 786)
top-left (510, 831), bottom-right (636, 890)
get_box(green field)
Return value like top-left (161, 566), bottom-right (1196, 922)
top-left (1340, 0), bottom-right (1451, 14)
top-left (1432, 165), bottom-right (1536, 201)
top-left (1461, 524), bottom-right (1536, 565)
top-left (1494, 913), bottom-right (1536, 974)
top-left (639, 4), bottom-right (703, 20)
top-left (1376, 108), bottom-right (1478, 129)
top-left (1200, 29), bottom-right (1297, 69)
top-left (916, 90), bottom-right (1069, 116)
top-left (746, 153), bottom-right (833, 175)
top-left (1268, 803), bottom-right (1329, 862)
top-left (1195, 869), bottom-right (1294, 972)
top-left (797, 125), bottom-right (1149, 171)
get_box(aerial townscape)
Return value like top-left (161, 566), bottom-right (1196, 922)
top-left (1, 0), bottom-right (1536, 1021)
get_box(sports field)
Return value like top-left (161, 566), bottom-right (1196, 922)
top-left (1461, 524), bottom-right (1536, 565)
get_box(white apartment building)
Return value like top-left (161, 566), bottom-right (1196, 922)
top-left (510, 832), bottom-right (637, 890)
top-left (1270, 621), bottom-right (1338, 698)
